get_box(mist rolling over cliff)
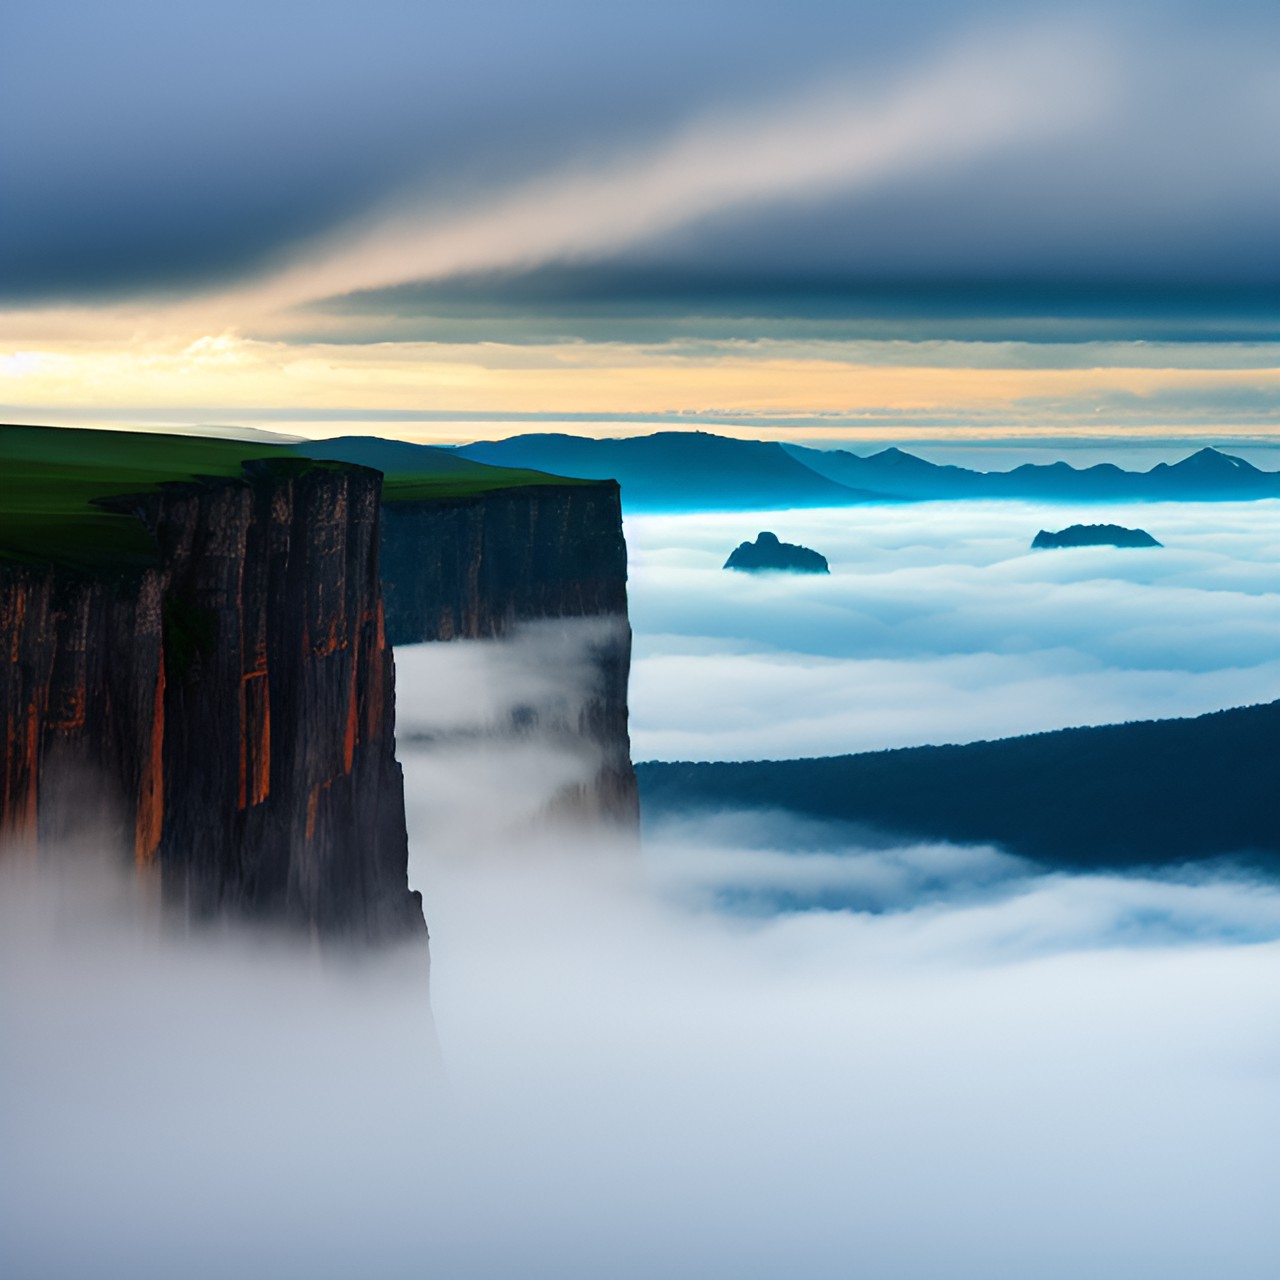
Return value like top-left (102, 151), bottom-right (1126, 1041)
top-left (5, 737), bottom-right (1280, 1279)
top-left (396, 618), bottom-right (638, 841)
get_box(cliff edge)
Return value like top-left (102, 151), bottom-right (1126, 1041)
top-left (2, 456), bottom-right (421, 943)
top-left (3, 425), bottom-right (643, 937)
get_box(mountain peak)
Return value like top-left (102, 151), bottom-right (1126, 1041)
top-left (1166, 447), bottom-right (1258, 474)
top-left (868, 447), bottom-right (936, 471)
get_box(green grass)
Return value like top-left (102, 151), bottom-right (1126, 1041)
top-left (0, 423), bottom-right (593, 573)
top-left (0, 425), bottom-right (288, 572)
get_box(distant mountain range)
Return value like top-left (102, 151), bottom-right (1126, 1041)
top-left (637, 700), bottom-right (1280, 871)
top-left (785, 441), bottom-right (1280, 503)
top-left (456, 432), bottom-right (871, 509)
top-left (449, 431), bottom-right (1280, 509)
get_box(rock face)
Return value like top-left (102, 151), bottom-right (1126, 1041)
top-left (724, 531), bottom-right (830, 574)
top-left (1, 461), bottom-right (422, 943)
top-left (380, 482), bottom-right (639, 827)
top-left (1032, 524), bottom-right (1162, 550)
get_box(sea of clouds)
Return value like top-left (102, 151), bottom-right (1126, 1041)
top-left (5, 601), bottom-right (1279, 1278)
top-left (625, 498), bottom-right (1280, 760)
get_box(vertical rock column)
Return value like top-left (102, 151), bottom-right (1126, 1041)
top-left (142, 462), bottom-right (420, 940)
top-left (0, 564), bottom-right (166, 864)
top-left (1, 461), bottom-right (422, 944)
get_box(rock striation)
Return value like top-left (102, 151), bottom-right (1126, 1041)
top-left (724, 531), bottom-right (830, 574)
top-left (1032, 523), bottom-right (1162, 550)
top-left (1, 460), bottom-right (422, 943)
top-left (380, 482), bottom-right (639, 827)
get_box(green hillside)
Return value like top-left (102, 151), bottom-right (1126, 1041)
top-left (0, 424), bottom-right (584, 573)
top-left (0, 424), bottom-right (285, 571)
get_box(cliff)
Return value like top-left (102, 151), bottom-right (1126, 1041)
top-left (3, 424), bottom-right (642, 935)
top-left (380, 482), bottom-right (639, 827)
top-left (1, 460), bottom-right (422, 943)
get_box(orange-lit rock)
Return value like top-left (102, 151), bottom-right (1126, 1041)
top-left (0, 462), bottom-right (421, 944)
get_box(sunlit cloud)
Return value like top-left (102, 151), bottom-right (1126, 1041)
top-left (3, 324), bottom-right (1279, 440)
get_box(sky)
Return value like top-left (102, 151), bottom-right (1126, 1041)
top-left (2, 1), bottom-right (1277, 447)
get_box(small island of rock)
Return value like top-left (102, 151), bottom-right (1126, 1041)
top-left (724, 531), bottom-right (829, 573)
top-left (1032, 523), bottom-right (1162, 550)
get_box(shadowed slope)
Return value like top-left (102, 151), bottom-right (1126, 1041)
top-left (457, 431), bottom-right (877, 510)
top-left (638, 701), bottom-right (1280, 869)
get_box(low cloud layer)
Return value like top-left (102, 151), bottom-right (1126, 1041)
top-left (626, 499), bottom-right (1280, 760)
top-left (395, 619), bottom-right (626, 848)
top-left (4, 621), bottom-right (1280, 1277)
top-left (6, 800), bottom-right (1279, 1278)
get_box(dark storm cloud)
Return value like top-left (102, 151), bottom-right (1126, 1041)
top-left (309, 265), bottom-right (1280, 345)
top-left (3, 2), bottom-right (1278, 309)
top-left (0, 0), bottom-right (997, 299)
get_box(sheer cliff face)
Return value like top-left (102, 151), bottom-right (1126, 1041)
top-left (380, 484), bottom-right (628, 640)
top-left (2, 465), bottom-right (639, 937)
top-left (380, 483), bottom-right (639, 829)
top-left (1, 463), bottom-right (422, 943)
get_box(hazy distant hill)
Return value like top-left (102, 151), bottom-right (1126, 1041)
top-left (293, 435), bottom-right (590, 500)
top-left (638, 701), bottom-right (1280, 870)
top-left (310, 431), bottom-right (1280, 510)
top-left (785, 443), bottom-right (1280, 501)
top-left (455, 432), bottom-right (877, 510)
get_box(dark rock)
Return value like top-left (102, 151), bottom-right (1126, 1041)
top-left (1, 463), bottom-right (422, 944)
top-left (380, 482), bottom-right (638, 829)
top-left (2, 459), bottom-right (642, 937)
top-left (724, 531), bottom-right (829, 574)
top-left (1032, 523), bottom-right (1162, 549)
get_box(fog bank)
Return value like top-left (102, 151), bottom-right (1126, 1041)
top-left (626, 499), bottom-right (1280, 759)
top-left (3, 621), bottom-right (1278, 1278)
